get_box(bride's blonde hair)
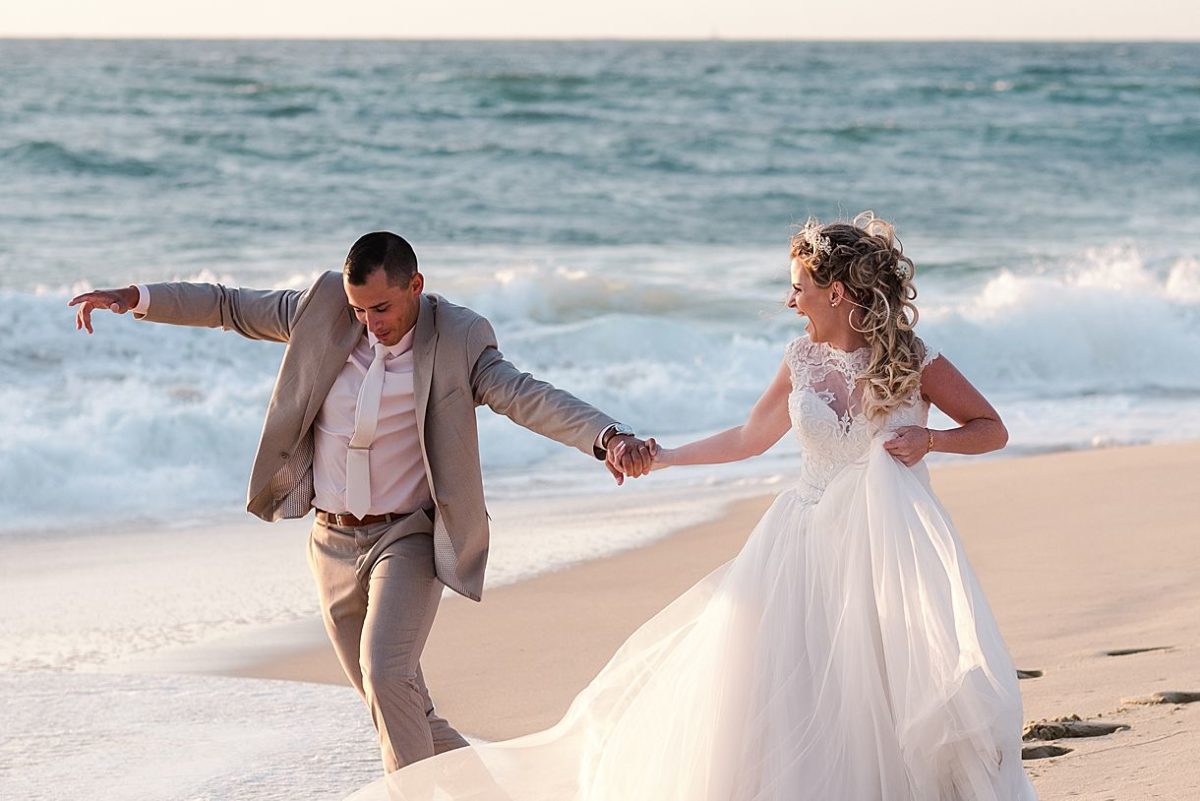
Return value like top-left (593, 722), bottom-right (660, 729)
top-left (790, 211), bottom-right (927, 420)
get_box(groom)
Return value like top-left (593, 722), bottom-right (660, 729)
top-left (68, 232), bottom-right (656, 772)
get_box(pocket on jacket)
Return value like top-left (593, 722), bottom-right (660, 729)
top-left (431, 385), bottom-right (467, 407)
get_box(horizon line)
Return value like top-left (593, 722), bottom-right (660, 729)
top-left (1, 34), bottom-right (1198, 44)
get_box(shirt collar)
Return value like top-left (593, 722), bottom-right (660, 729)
top-left (367, 326), bottom-right (415, 358)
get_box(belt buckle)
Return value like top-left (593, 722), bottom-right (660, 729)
top-left (324, 511), bottom-right (352, 527)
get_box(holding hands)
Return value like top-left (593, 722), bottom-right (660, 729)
top-left (604, 435), bottom-right (663, 486)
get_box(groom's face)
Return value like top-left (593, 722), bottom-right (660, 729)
top-left (344, 267), bottom-right (424, 347)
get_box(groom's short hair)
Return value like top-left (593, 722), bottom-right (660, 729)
top-left (343, 232), bottom-right (419, 286)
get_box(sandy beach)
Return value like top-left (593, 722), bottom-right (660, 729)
top-left (4, 440), bottom-right (1198, 800)
top-left (216, 440), bottom-right (1200, 798)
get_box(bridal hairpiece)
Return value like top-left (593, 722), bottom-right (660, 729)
top-left (801, 221), bottom-right (833, 258)
top-left (801, 218), bottom-right (911, 282)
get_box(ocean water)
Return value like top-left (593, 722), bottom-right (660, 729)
top-left (2, 37), bottom-right (1199, 801)
top-left (1, 672), bottom-right (382, 800)
top-left (3, 40), bottom-right (1199, 534)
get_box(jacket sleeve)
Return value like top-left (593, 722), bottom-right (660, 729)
top-left (134, 281), bottom-right (309, 343)
top-left (467, 317), bottom-right (616, 459)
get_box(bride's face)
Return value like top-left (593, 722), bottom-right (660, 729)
top-left (787, 257), bottom-right (837, 341)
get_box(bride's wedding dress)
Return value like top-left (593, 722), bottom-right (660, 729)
top-left (347, 337), bottom-right (1038, 801)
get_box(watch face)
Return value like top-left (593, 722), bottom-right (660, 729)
top-left (605, 424), bottom-right (633, 447)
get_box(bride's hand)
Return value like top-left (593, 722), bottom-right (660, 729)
top-left (647, 438), bottom-right (673, 470)
top-left (611, 437), bottom-right (667, 481)
top-left (884, 426), bottom-right (934, 466)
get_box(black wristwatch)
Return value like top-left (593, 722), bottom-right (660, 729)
top-left (602, 423), bottom-right (636, 450)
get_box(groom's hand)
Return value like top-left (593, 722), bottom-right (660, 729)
top-left (68, 286), bottom-right (140, 334)
top-left (606, 435), bottom-right (657, 486)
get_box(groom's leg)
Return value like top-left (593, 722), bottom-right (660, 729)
top-left (414, 662), bottom-right (470, 755)
top-left (361, 531), bottom-right (466, 771)
top-left (308, 518), bottom-right (465, 771)
top-left (307, 517), bottom-right (369, 695)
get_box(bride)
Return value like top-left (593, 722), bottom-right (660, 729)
top-left (347, 212), bottom-right (1039, 800)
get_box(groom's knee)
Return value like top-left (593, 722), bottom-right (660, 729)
top-left (361, 653), bottom-right (422, 704)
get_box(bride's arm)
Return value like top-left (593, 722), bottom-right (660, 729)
top-left (886, 355), bottom-right (1008, 466)
top-left (649, 359), bottom-right (793, 469)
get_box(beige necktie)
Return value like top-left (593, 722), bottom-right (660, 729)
top-left (345, 342), bottom-right (388, 517)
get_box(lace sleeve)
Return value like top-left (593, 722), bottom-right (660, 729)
top-left (783, 336), bottom-right (810, 388)
top-left (917, 336), bottom-right (941, 369)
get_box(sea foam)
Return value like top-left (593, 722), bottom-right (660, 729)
top-left (2, 243), bottom-right (1197, 533)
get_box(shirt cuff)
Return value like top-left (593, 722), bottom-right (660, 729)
top-left (131, 284), bottom-right (151, 316)
top-left (594, 423), bottom-right (618, 453)
top-left (592, 422), bottom-right (624, 460)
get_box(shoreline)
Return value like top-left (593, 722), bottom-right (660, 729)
top-left (228, 493), bottom-right (777, 737)
top-left (213, 443), bottom-right (1197, 700)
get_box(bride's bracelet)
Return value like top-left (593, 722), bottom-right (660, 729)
top-left (926, 428), bottom-right (935, 454)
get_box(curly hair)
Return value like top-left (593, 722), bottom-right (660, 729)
top-left (789, 211), bottom-right (927, 420)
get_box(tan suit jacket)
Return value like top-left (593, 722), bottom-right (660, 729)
top-left (137, 271), bottom-right (616, 600)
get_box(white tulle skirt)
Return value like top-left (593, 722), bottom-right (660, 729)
top-left (346, 438), bottom-right (1038, 800)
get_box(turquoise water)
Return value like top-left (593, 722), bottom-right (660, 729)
top-left (3, 40), bottom-right (1199, 276)
top-left (1, 40), bottom-right (1198, 527)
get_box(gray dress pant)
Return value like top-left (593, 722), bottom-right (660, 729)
top-left (307, 508), bottom-right (469, 772)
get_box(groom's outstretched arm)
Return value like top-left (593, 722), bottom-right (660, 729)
top-left (70, 280), bottom-right (310, 343)
top-left (465, 316), bottom-right (658, 481)
top-left (133, 281), bottom-right (307, 342)
top-left (466, 317), bottom-right (617, 458)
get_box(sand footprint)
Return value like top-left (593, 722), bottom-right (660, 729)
top-left (1021, 744), bottom-right (1072, 760)
top-left (1122, 690), bottom-right (1200, 705)
top-left (1103, 646), bottom-right (1171, 657)
top-left (1020, 714), bottom-right (1129, 759)
top-left (1022, 714), bottom-right (1123, 757)
top-left (1020, 685), bottom-right (1199, 761)
top-left (1023, 714), bottom-right (1130, 741)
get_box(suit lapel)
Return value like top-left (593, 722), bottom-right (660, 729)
top-left (299, 301), bottom-right (364, 434)
top-left (412, 293), bottom-right (438, 445)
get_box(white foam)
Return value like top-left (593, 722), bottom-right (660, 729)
top-left (1165, 257), bottom-right (1200, 304)
top-left (0, 672), bottom-right (381, 801)
top-left (3, 242), bottom-right (1198, 535)
top-left (0, 518), bottom-right (315, 672)
top-left (916, 245), bottom-right (1200, 396)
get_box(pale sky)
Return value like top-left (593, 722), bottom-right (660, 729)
top-left (2, 0), bottom-right (1198, 40)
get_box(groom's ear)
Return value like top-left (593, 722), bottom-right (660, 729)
top-left (409, 272), bottom-right (425, 295)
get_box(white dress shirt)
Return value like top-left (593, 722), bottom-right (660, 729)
top-left (312, 327), bottom-right (433, 516)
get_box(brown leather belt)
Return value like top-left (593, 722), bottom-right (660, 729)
top-left (315, 509), bottom-right (403, 528)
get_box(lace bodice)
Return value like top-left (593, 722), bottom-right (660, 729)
top-left (785, 337), bottom-right (940, 503)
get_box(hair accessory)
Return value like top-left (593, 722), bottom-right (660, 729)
top-left (894, 261), bottom-right (912, 281)
top-left (801, 220), bottom-right (833, 257)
